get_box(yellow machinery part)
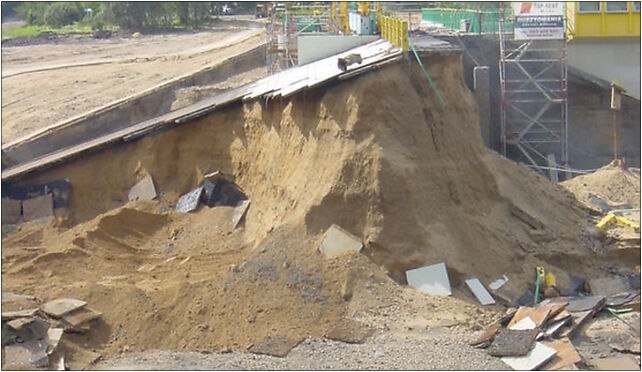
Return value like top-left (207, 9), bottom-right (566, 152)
top-left (596, 213), bottom-right (617, 230)
top-left (357, 1), bottom-right (370, 16)
top-left (616, 216), bottom-right (640, 232)
top-left (339, 2), bottom-right (349, 34)
top-left (595, 213), bottom-right (639, 232)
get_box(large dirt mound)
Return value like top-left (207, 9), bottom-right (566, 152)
top-left (562, 160), bottom-right (641, 209)
top-left (3, 53), bottom-right (606, 363)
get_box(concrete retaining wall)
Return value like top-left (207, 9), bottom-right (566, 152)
top-left (446, 34), bottom-right (641, 171)
top-left (297, 35), bottom-right (379, 65)
top-left (3, 43), bottom-right (266, 168)
top-left (567, 38), bottom-right (641, 100)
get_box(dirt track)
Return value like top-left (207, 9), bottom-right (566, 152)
top-left (1, 28), bottom-right (265, 144)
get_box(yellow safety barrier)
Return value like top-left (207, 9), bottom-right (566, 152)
top-left (380, 15), bottom-right (408, 52)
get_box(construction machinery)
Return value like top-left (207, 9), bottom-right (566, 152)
top-left (596, 213), bottom-right (640, 233)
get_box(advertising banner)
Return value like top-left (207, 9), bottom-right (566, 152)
top-left (513, 2), bottom-right (564, 40)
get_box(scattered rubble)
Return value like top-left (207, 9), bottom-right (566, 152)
top-left (472, 267), bottom-right (640, 370)
top-left (1, 296), bottom-right (101, 370)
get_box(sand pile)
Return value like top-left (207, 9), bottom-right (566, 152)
top-left (562, 160), bottom-right (641, 209)
top-left (3, 53), bottom-right (611, 364)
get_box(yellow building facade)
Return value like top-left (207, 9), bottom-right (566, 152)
top-left (566, 1), bottom-right (640, 39)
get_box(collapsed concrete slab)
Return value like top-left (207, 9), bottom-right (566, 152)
top-left (501, 342), bottom-right (557, 370)
top-left (41, 298), bottom-right (87, 318)
top-left (318, 224), bottom-right (363, 258)
top-left (406, 262), bottom-right (452, 296)
top-left (232, 200), bottom-right (250, 229)
top-left (127, 174), bottom-right (157, 202)
top-left (175, 186), bottom-right (204, 213)
top-left (465, 278), bottom-right (496, 305)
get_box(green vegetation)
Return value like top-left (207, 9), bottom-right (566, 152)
top-left (3, 2), bottom-right (256, 39)
top-left (2, 24), bottom-right (93, 39)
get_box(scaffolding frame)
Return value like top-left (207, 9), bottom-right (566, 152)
top-left (266, 3), bottom-right (332, 75)
top-left (498, 9), bottom-right (568, 178)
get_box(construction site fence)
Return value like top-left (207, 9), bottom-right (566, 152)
top-left (421, 8), bottom-right (514, 34)
top-left (381, 15), bottom-right (408, 51)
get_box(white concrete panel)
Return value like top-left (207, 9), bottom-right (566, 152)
top-left (298, 35), bottom-right (380, 65)
top-left (318, 224), bottom-right (363, 258)
top-left (501, 342), bottom-right (557, 370)
top-left (406, 262), bottom-right (452, 296)
top-left (465, 278), bottom-right (496, 305)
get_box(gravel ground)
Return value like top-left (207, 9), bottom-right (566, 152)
top-left (95, 328), bottom-right (510, 370)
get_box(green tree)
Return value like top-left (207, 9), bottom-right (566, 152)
top-left (43, 2), bottom-right (83, 27)
top-left (16, 2), bottom-right (49, 25)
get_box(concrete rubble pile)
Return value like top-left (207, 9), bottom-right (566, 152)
top-left (2, 296), bottom-right (101, 370)
top-left (468, 277), bottom-right (640, 370)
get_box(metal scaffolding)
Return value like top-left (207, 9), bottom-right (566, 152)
top-left (266, 3), bottom-right (331, 75)
top-left (498, 10), bottom-right (568, 179)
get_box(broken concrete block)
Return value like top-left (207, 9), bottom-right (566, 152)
top-left (318, 224), bottom-right (363, 258)
top-left (2, 308), bottom-right (38, 321)
top-left (325, 319), bottom-right (374, 344)
top-left (488, 329), bottom-right (539, 357)
top-left (4, 343), bottom-right (34, 369)
top-left (248, 335), bottom-right (304, 357)
top-left (465, 278), bottom-right (496, 305)
top-left (50, 353), bottom-right (65, 371)
top-left (175, 186), bottom-right (204, 213)
top-left (232, 200), bottom-right (250, 228)
top-left (12, 316), bottom-right (50, 342)
top-left (559, 309), bottom-right (596, 338)
top-left (201, 180), bottom-right (217, 207)
top-left (41, 298), bottom-right (87, 318)
top-left (540, 318), bottom-right (571, 339)
top-left (7, 317), bottom-right (33, 331)
top-left (501, 342), bottom-right (557, 370)
top-left (127, 174), bottom-right (157, 202)
top-left (46, 328), bottom-right (64, 353)
top-left (203, 177), bottom-right (247, 207)
top-left (565, 296), bottom-right (604, 312)
top-left (62, 307), bottom-right (101, 328)
top-left (406, 262), bottom-right (451, 296)
top-left (510, 316), bottom-right (537, 331)
top-left (4, 340), bottom-right (50, 369)
top-left (2, 198), bottom-right (22, 224)
top-left (589, 276), bottom-right (632, 296)
top-left (489, 275), bottom-right (509, 291)
top-left (22, 193), bottom-right (53, 222)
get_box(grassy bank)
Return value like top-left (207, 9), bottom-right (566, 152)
top-left (1, 24), bottom-right (94, 39)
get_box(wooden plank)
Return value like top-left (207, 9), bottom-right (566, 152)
top-left (542, 338), bottom-right (581, 370)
